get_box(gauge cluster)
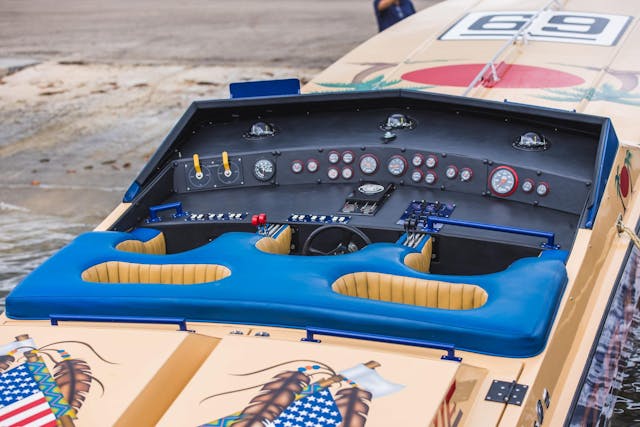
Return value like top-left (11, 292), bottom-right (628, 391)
top-left (173, 147), bottom-right (588, 215)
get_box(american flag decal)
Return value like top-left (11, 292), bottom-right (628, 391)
top-left (0, 364), bottom-right (57, 426)
top-left (271, 384), bottom-right (342, 427)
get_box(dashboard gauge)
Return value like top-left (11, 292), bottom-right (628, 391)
top-left (411, 154), bottom-right (424, 167)
top-left (341, 167), bottom-right (353, 180)
top-left (425, 155), bottom-right (438, 169)
top-left (522, 178), bottom-right (535, 193)
top-left (410, 169), bottom-right (424, 183)
top-left (291, 160), bottom-right (304, 174)
top-left (536, 182), bottom-right (550, 196)
top-left (217, 161), bottom-right (241, 185)
top-left (253, 158), bottom-right (275, 182)
top-left (425, 171), bottom-right (437, 185)
top-left (489, 166), bottom-right (518, 197)
top-left (328, 151), bottom-right (340, 164)
top-left (460, 167), bottom-right (473, 182)
top-left (387, 155), bottom-right (408, 176)
top-left (342, 151), bottom-right (355, 164)
top-left (445, 165), bottom-right (458, 179)
top-left (327, 167), bottom-right (339, 180)
top-left (306, 159), bottom-right (319, 173)
top-left (359, 154), bottom-right (379, 175)
top-left (187, 165), bottom-right (212, 188)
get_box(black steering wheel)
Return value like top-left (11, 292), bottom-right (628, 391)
top-left (302, 224), bottom-right (372, 256)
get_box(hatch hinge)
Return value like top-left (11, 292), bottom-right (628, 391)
top-left (484, 380), bottom-right (528, 406)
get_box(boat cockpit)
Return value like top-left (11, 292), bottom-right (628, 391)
top-left (7, 90), bottom-right (617, 358)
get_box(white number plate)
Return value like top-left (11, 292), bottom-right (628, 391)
top-left (439, 11), bottom-right (631, 46)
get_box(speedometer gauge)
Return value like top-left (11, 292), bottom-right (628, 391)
top-left (489, 166), bottom-right (518, 197)
top-left (359, 154), bottom-right (379, 175)
top-left (387, 155), bottom-right (407, 176)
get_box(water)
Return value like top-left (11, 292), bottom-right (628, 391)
top-left (1, 204), bottom-right (639, 423)
top-left (0, 203), bottom-right (91, 306)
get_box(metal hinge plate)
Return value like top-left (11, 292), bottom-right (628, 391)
top-left (485, 380), bottom-right (528, 406)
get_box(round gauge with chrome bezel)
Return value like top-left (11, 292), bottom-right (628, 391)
top-left (445, 165), bottom-right (458, 179)
top-left (425, 171), bottom-right (438, 185)
top-left (387, 155), bottom-right (408, 176)
top-left (341, 167), bottom-right (353, 180)
top-left (291, 160), bottom-right (304, 174)
top-left (327, 167), bottom-right (339, 180)
top-left (425, 155), bottom-right (438, 169)
top-left (536, 182), bottom-right (550, 197)
top-left (328, 151), bottom-right (340, 164)
top-left (253, 158), bottom-right (276, 182)
top-left (460, 167), bottom-right (473, 182)
top-left (522, 178), bottom-right (535, 193)
top-left (359, 154), bottom-right (379, 175)
top-left (306, 159), bottom-right (319, 173)
top-left (489, 166), bottom-right (519, 197)
top-left (410, 169), bottom-right (424, 183)
top-left (342, 151), bottom-right (355, 164)
top-left (411, 154), bottom-right (424, 167)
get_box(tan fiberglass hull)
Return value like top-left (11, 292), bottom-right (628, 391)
top-left (2, 0), bottom-right (640, 426)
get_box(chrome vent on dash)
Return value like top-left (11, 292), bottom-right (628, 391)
top-left (244, 121), bottom-right (278, 139)
top-left (513, 131), bottom-right (550, 151)
top-left (380, 113), bottom-right (416, 130)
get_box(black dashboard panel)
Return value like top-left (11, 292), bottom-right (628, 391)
top-left (117, 90), bottom-right (611, 252)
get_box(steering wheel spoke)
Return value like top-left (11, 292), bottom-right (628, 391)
top-left (302, 224), bottom-right (371, 256)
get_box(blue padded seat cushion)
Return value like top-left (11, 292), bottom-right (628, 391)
top-left (6, 230), bottom-right (568, 357)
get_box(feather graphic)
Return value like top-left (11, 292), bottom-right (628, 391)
top-left (233, 371), bottom-right (310, 427)
top-left (0, 355), bottom-right (14, 373)
top-left (53, 359), bottom-right (104, 411)
top-left (335, 387), bottom-right (372, 427)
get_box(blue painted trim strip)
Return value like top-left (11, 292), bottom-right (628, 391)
top-left (50, 314), bottom-right (190, 331)
top-left (584, 119), bottom-right (619, 228)
top-left (302, 327), bottom-right (462, 362)
top-left (425, 216), bottom-right (558, 249)
top-left (230, 78), bottom-right (301, 99)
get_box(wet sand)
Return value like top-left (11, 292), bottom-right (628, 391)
top-left (0, 0), bottom-right (439, 224)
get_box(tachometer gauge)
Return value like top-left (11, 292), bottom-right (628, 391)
top-left (342, 151), bottom-right (354, 164)
top-left (359, 154), bottom-right (379, 175)
top-left (387, 155), bottom-right (407, 176)
top-left (253, 158), bottom-right (275, 182)
top-left (489, 166), bottom-right (518, 197)
top-left (328, 151), bottom-right (340, 164)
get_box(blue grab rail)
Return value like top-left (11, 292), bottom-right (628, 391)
top-left (425, 216), bottom-right (559, 249)
top-left (147, 201), bottom-right (185, 223)
top-left (302, 327), bottom-right (462, 362)
top-left (50, 314), bottom-right (191, 331)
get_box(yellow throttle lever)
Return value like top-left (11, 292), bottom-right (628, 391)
top-left (192, 154), bottom-right (203, 179)
top-left (222, 151), bottom-right (231, 177)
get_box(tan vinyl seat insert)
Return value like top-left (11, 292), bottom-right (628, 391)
top-left (332, 272), bottom-right (488, 310)
top-left (82, 261), bottom-right (230, 284)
